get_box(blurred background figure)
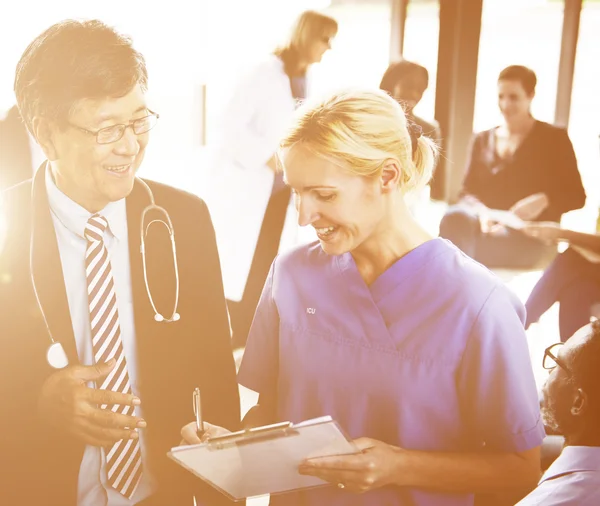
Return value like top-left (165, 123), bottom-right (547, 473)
top-left (203, 9), bottom-right (338, 349)
top-left (0, 104), bottom-right (44, 190)
top-left (379, 59), bottom-right (441, 143)
top-left (439, 65), bottom-right (586, 269)
top-left (523, 221), bottom-right (600, 342)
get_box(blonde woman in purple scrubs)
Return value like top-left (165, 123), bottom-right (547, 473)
top-left (182, 89), bottom-right (544, 506)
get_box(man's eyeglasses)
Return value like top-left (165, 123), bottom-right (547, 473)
top-left (543, 342), bottom-right (571, 374)
top-left (70, 110), bottom-right (159, 145)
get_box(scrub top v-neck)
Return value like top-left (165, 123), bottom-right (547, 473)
top-left (238, 238), bottom-right (544, 506)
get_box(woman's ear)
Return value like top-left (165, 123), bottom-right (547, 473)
top-left (32, 117), bottom-right (58, 161)
top-left (380, 159), bottom-right (401, 192)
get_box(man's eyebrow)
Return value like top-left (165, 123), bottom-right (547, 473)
top-left (97, 105), bottom-right (148, 123)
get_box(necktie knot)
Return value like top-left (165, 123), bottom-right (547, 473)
top-left (85, 214), bottom-right (108, 242)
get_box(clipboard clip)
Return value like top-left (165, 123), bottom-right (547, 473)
top-left (206, 421), bottom-right (299, 450)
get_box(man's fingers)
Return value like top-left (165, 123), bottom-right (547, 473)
top-left (70, 359), bottom-right (117, 382)
top-left (89, 407), bottom-right (146, 430)
top-left (87, 388), bottom-right (141, 408)
top-left (76, 420), bottom-right (140, 447)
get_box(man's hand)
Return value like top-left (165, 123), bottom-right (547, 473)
top-left (298, 438), bottom-right (405, 493)
top-left (38, 359), bottom-right (145, 447)
top-left (180, 421), bottom-right (231, 445)
top-left (521, 221), bottom-right (563, 244)
top-left (510, 193), bottom-right (549, 221)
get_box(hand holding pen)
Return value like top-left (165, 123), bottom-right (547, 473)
top-left (179, 387), bottom-right (232, 445)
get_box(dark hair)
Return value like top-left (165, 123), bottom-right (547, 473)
top-left (571, 320), bottom-right (600, 424)
top-left (497, 65), bottom-right (537, 95)
top-left (379, 60), bottom-right (429, 96)
top-left (14, 19), bottom-right (148, 135)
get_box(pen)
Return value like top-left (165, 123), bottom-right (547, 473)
top-left (193, 387), bottom-right (204, 437)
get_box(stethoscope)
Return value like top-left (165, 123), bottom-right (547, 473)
top-left (32, 174), bottom-right (181, 369)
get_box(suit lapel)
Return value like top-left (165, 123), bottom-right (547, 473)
top-left (127, 179), bottom-right (153, 339)
top-left (30, 164), bottom-right (79, 365)
top-left (127, 179), bottom-right (181, 404)
top-left (127, 180), bottom-right (176, 342)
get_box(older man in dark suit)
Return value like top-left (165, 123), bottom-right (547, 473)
top-left (0, 19), bottom-right (240, 506)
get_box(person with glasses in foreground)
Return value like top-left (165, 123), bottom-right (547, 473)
top-left (0, 20), bottom-right (240, 506)
top-left (516, 320), bottom-right (600, 505)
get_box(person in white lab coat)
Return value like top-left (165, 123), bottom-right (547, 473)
top-left (205, 10), bottom-right (338, 347)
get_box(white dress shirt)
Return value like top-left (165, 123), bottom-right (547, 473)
top-left (45, 166), bottom-right (155, 505)
top-left (516, 445), bottom-right (600, 505)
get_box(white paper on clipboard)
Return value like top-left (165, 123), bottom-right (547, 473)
top-left (167, 416), bottom-right (357, 502)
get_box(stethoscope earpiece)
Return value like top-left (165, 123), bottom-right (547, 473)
top-left (153, 312), bottom-right (180, 323)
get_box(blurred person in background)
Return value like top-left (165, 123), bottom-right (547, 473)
top-left (0, 19), bottom-right (240, 506)
top-left (183, 89), bottom-right (544, 506)
top-left (439, 65), bottom-right (586, 269)
top-left (523, 222), bottom-right (600, 342)
top-left (379, 59), bottom-right (441, 144)
top-left (204, 10), bottom-right (337, 349)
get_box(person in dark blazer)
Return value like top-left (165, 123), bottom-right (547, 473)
top-left (0, 19), bottom-right (240, 506)
top-left (439, 65), bottom-right (586, 269)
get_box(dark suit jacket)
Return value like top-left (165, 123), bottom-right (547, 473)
top-left (0, 165), bottom-right (241, 505)
top-left (0, 105), bottom-right (33, 190)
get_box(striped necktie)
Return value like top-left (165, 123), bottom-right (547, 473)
top-left (85, 214), bottom-right (143, 499)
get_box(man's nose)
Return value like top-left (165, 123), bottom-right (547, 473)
top-left (114, 125), bottom-right (140, 156)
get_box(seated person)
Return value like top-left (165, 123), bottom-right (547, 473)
top-left (439, 65), bottom-right (586, 269)
top-left (516, 321), bottom-right (600, 505)
top-left (379, 59), bottom-right (441, 143)
top-left (523, 222), bottom-right (600, 341)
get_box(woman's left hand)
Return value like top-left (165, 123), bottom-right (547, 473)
top-left (298, 438), bottom-right (405, 493)
top-left (521, 221), bottom-right (563, 244)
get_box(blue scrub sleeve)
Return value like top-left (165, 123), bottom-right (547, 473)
top-left (237, 261), bottom-right (280, 398)
top-left (458, 286), bottom-right (545, 452)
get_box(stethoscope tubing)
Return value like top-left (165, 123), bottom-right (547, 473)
top-left (29, 170), bottom-right (181, 369)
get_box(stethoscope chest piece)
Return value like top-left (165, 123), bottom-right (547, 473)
top-left (47, 342), bottom-right (69, 369)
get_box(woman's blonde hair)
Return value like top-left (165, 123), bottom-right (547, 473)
top-left (274, 10), bottom-right (338, 76)
top-left (279, 88), bottom-right (437, 194)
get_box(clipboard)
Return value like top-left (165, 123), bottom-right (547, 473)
top-left (167, 416), bottom-right (358, 501)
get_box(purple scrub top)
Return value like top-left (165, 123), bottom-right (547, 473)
top-left (238, 238), bottom-right (545, 506)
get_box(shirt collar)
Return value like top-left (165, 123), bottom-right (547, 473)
top-left (44, 162), bottom-right (127, 241)
top-left (541, 446), bottom-right (600, 483)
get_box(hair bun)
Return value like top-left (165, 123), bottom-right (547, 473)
top-left (407, 121), bottom-right (423, 156)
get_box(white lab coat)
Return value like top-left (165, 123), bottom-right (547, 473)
top-left (203, 55), bottom-right (300, 302)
